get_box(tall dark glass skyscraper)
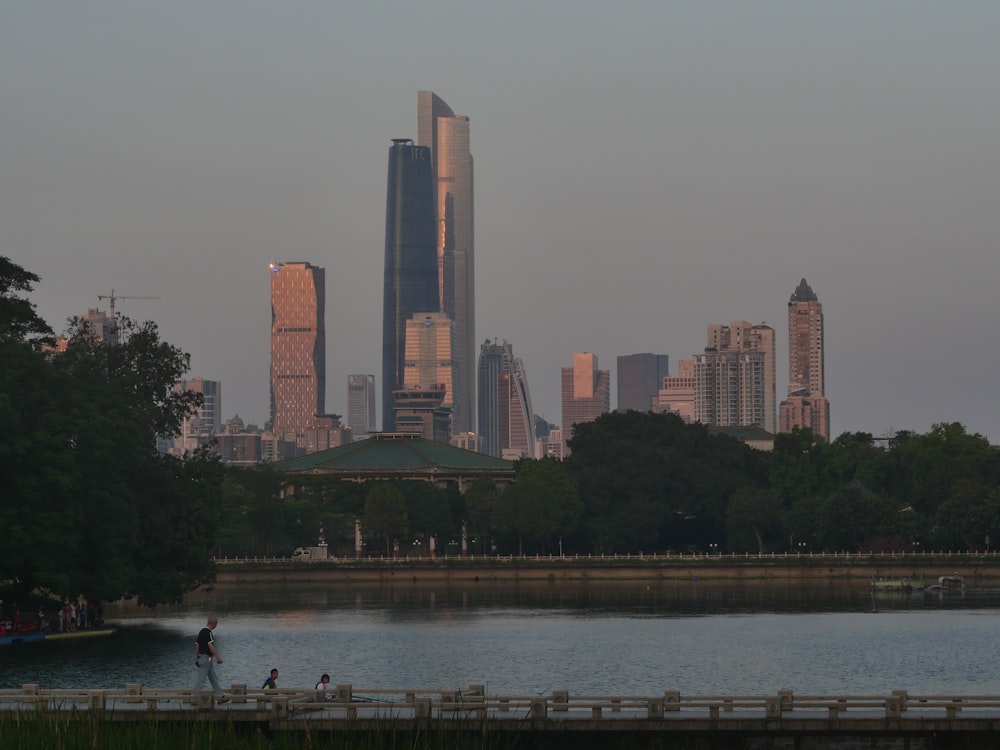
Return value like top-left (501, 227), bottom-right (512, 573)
top-left (382, 139), bottom-right (438, 431)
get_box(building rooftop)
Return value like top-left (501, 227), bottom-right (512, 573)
top-left (273, 432), bottom-right (515, 477)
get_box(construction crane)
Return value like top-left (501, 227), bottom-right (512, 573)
top-left (97, 289), bottom-right (160, 319)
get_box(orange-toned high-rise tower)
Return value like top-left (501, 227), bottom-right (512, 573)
top-left (269, 261), bottom-right (325, 443)
top-left (779, 278), bottom-right (830, 439)
top-left (417, 91), bottom-right (474, 436)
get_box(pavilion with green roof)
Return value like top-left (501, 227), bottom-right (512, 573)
top-left (273, 432), bottom-right (517, 490)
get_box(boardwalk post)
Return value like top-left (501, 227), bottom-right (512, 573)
top-left (414, 698), bottom-right (432, 718)
top-left (230, 684), bottom-right (247, 704)
top-left (647, 698), bottom-right (665, 718)
top-left (552, 690), bottom-right (568, 712)
top-left (886, 697), bottom-right (902, 719)
top-left (125, 683), bottom-right (143, 704)
top-left (336, 684), bottom-right (352, 704)
top-left (892, 689), bottom-right (908, 712)
top-left (665, 690), bottom-right (681, 712)
top-left (530, 697), bottom-right (547, 719)
top-left (766, 697), bottom-right (782, 718)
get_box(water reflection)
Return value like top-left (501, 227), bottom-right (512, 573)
top-left (4, 581), bottom-right (999, 696)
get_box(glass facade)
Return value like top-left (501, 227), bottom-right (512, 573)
top-left (269, 262), bottom-right (325, 442)
top-left (478, 339), bottom-right (536, 458)
top-left (418, 92), bottom-right (474, 435)
top-left (382, 139), bottom-right (438, 431)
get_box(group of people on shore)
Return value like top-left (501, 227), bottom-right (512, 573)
top-left (192, 616), bottom-right (332, 704)
top-left (0, 598), bottom-right (101, 635)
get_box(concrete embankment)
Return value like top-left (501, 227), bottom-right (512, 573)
top-left (212, 555), bottom-right (1000, 586)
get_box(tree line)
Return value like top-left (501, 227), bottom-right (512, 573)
top-left (220, 412), bottom-right (1000, 559)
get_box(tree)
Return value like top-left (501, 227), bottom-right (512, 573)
top-left (464, 477), bottom-right (499, 554)
top-left (0, 256), bottom-right (52, 344)
top-left (0, 257), bottom-right (221, 606)
top-left (363, 483), bottom-right (409, 556)
top-left (494, 459), bottom-right (581, 555)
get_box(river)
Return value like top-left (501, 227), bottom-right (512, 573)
top-left (4, 580), bottom-right (999, 697)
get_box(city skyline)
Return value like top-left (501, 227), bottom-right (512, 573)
top-left (5, 3), bottom-right (1000, 443)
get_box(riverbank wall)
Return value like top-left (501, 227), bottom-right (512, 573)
top-left (212, 553), bottom-right (1000, 587)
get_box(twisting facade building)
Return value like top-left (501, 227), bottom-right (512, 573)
top-left (270, 261), bottom-right (325, 443)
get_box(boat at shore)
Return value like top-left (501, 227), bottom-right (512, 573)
top-left (924, 574), bottom-right (965, 592)
top-left (0, 627), bottom-right (117, 647)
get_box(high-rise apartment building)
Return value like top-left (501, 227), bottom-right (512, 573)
top-left (79, 308), bottom-right (115, 345)
top-left (779, 278), bottom-right (830, 439)
top-left (347, 374), bottom-right (376, 439)
top-left (417, 91), bottom-right (474, 436)
top-left (694, 349), bottom-right (767, 428)
top-left (382, 138), bottom-right (438, 432)
top-left (403, 312), bottom-right (457, 429)
top-left (617, 353), bottom-right (669, 413)
top-left (270, 262), bottom-right (325, 444)
top-left (478, 339), bottom-right (537, 459)
top-left (706, 321), bottom-right (776, 433)
top-left (561, 353), bottom-right (610, 456)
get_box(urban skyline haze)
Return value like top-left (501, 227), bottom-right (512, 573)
top-left (3, 2), bottom-right (999, 442)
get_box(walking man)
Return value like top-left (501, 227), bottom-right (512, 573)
top-left (193, 616), bottom-right (229, 703)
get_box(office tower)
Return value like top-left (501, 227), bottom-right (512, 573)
top-left (561, 353), bottom-right (610, 456)
top-left (617, 353), bottom-right (669, 413)
top-left (172, 377), bottom-right (222, 456)
top-left (403, 312), bottom-right (457, 428)
top-left (270, 262), bottom-right (325, 445)
top-left (382, 138), bottom-right (438, 432)
top-left (694, 349), bottom-right (767, 428)
top-left (417, 91), bottom-right (474, 435)
top-left (392, 384), bottom-right (451, 443)
top-left (706, 321), bottom-right (776, 433)
top-left (653, 359), bottom-right (696, 423)
top-left (478, 339), bottom-right (537, 459)
top-left (347, 374), bottom-right (377, 439)
top-left (779, 278), bottom-right (830, 439)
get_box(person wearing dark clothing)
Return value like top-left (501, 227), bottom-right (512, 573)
top-left (262, 668), bottom-right (278, 690)
top-left (193, 616), bottom-right (229, 703)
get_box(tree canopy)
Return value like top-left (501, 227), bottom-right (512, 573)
top-left (0, 256), bottom-right (222, 606)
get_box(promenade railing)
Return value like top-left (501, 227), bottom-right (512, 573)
top-left (4, 685), bottom-right (1000, 723)
top-left (213, 550), bottom-right (999, 565)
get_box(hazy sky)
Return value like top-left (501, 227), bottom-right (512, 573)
top-left (4, 2), bottom-right (999, 442)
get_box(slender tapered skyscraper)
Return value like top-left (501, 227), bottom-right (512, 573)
top-left (417, 91), bottom-right (474, 435)
top-left (382, 139), bottom-right (438, 431)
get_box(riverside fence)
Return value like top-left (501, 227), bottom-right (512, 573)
top-left (5, 685), bottom-right (1000, 740)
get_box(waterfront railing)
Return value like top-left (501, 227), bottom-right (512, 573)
top-left (4, 685), bottom-right (1000, 724)
top-left (213, 550), bottom-right (1000, 564)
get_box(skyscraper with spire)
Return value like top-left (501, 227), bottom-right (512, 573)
top-left (417, 91), bottom-right (474, 435)
top-left (382, 139), bottom-right (438, 432)
top-left (779, 278), bottom-right (830, 439)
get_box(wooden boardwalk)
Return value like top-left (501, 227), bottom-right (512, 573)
top-left (5, 685), bottom-right (1000, 738)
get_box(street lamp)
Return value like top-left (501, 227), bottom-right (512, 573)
top-left (709, 543), bottom-right (719, 557)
